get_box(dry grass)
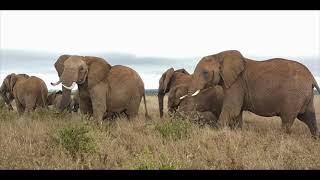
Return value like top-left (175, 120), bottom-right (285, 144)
top-left (0, 95), bottom-right (320, 169)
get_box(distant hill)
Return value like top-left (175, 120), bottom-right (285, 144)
top-left (146, 89), bottom-right (158, 96)
top-left (49, 89), bottom-right (158, 96)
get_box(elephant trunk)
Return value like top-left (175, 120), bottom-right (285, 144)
top-left (0, 85), bottom-right (14, 110)
top-left (158, 92), bottom-right (165, 118)
top-left (58, 70), bottom-right (76, 112)
top-left (59, 86), bottom-right (72, 112)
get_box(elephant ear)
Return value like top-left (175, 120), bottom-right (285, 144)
top-left (175, 68), bottom-right (190, 75)
top-left (46, 93), bottom-right (55, 105)
top-left (9, 73), bottom-right (17, 93)
top-left (219, 51), bottom-right (245, 88)
top-left (18, 74), bottom-right (29, 79)
top-left (162, 68), bottom-right (175, 93)
top-left (54, 54), bottom-right (71, 77)
top-left (84, 56), bottom-right (112, 87)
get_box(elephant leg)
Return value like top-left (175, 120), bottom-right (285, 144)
top-left (197, 111), bottom-right (218, 128)
top-left (25, 98), bottom-right (36, 113)
top-left (280, 113), bottom-right (297, 134)
top-left (218, 83), bottom-right (244, 128)
top-left (79, 95), bottom-right (93, 115)
top-left (297, 100), bottom-right (319, 138)
top-left (16, 101), bottom-right (25, 115)
top-left (89, 84), bottom-right (107, 121)
top-left (125, 98), bottom-right (140, 120)
top-left (229, 111), bottom-right (243, 129)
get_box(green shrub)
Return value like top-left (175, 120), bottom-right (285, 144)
top-left (133, 146), bottom-right (177, 170)
top-left (155, 118), bottom-right (192, 141)
top-left (55, 125), bottom-right (97, 157)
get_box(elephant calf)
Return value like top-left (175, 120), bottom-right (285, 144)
top-left (0, 73), bottom-right (48, 114)
top-left (47, 90), bottom-right (79, 112)
top-left (178, 85), bottom-right (224, 127)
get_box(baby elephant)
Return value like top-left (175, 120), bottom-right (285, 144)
top-left (0, 73), bottom-right (48, 114)
top-left (47, 90), bottom-right (79, 112)
top-left (178, 85), bottom-right (224, 127)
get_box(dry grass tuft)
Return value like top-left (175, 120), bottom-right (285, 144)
top-left (0, 96), bottom-right (319, 169)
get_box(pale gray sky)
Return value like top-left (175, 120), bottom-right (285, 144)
top-left (0, 10), bottom-right (319, 89)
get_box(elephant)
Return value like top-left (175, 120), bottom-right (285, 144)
top-left (0, 73), bottom-right (30, 111)
top-left (158, 68), bottom-right (191, 118)
top-left (178, 85), bottom-right (224, 127)
top-left (0, 73), bottom-right (48, 114)
top-left (51, 55), bottom-right (150, 121)
top-left (47, 90), bottom-right (80, 112)
top-left (189, 50), bottom-right (320, 138)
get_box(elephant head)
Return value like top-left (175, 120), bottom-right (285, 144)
top-left (158, 68), bottom-right (190, 118)
top-left (47, 90), bottom-right (62, 106)
top-left (189, 50), bottom-right (245, 96)
top-left (167, 84), bottom-right (189, 114)
top-left (51, 55), bottom-right (111, 112)
top-left (0, 73), bottom-right (29, 110)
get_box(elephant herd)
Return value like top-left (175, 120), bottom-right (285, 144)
top-left (1, 50), bottom-right (320, 138)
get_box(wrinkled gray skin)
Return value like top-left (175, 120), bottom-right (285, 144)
top-left (189, 50), bottom-right (320, 138)
top-left (178, 85), bottom-right (224, 127)
top-left (158, 68), bottom-right (191, 118)
top-left (47, 90), bottom-right (79, 112)
top-left (52, 55), bottom-right (150, 121)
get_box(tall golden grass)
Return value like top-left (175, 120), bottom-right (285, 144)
top-left (0, 95), bottom-right (319, 169)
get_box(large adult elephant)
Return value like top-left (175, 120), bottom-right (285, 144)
top-left (158, 68), bottom-right (191, 118)
top-left (188, 50), bottom-right (320, 138)
top-left (0, 73), bottom-right (48, 114)
top-left (51, 55), bottom-right (150, 121)
top-left (0, 73), bottom-right (30, 111)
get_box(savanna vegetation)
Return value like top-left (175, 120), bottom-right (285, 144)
top-left (0, 95), bottom-right (320, 169)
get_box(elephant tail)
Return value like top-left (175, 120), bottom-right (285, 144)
top-left (313, 79), bottom-right (320, 94)
top-left (143, 92), bottom-right (152, 121)
top-left (40, 85), bottom-right (48, 107)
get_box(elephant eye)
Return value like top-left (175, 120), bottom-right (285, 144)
top-left (79, 66), bottom-right (85, 72)
top-left (203, 70), bottom-right (209, 76)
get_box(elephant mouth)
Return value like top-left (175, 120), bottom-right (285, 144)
top-left (62, 82), bottom-right (77, 90)
top-left (179, 94), bottom-right (188, 100)
top-left (51, 79), bottom-right (76, 90)
top-left (77, 78), bottom-right (86, 85)
top-left (51, 79), bottom-right (62, 86)
top-left (191, 90), bottom-right (201, 96)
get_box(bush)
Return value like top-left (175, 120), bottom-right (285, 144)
top-left (55, 125), bottom-right (97, 157)
top-left (155, 118), bottom-right (192, 141)
top-left (133, 146), bottom-right (177, 170)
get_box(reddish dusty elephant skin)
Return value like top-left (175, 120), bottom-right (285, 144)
top-left (157, 68), bottom-right (191, 118)
top-left (0, 73), bottom-right (48, 114)
top-left (47, 90), bottom-right (79, 112)
top-left (178, 85), bottom-right (225, 128)
top-left (52, 55), bottom-right (150, 121)
top-left (190, 50), bottom-right (320, 138)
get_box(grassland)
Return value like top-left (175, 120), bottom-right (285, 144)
top-left (0, 95), bottom-right (320, 169)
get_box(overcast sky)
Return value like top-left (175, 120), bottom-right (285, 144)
top-left (0, 10), bottom-right (319, 89)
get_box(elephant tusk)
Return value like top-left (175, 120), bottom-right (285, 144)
top-left (62, 82), bottom-right (76, 90)
top-left (191, 90), bottom-right (200, 96)
top-left (179, 94), bottom-right (188, 100)
top-left (51, 80), bottom-right (62, 86)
